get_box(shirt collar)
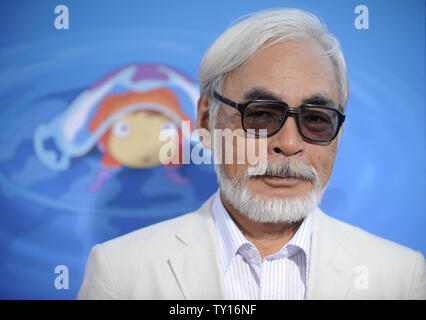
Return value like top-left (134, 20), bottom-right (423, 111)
top-left (212, 190), bottom-right (247, 272)
top-left (212, 190), bottom-right (313, 273)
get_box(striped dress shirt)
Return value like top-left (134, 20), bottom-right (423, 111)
top-left (211, 191), bottom-right (313, 300)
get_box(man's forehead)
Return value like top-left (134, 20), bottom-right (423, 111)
top-left (224, 40), bottom-right (339, 106)
top-left (225, 72), bottom-right (339, 106)
top-left (236, 60), bottom-right (314, 76)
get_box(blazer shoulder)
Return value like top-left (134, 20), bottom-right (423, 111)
top-left (78, 196), bottom-right (217, 299)
top-left (78, 212), bottom-right (199, 299)
top-left (101, 210), bottom-right (197, 255)
top-left (101, 195), bottom-right (216, 255)
top-left (310, 210), bottom-right (426, 299)
top-left (317, 210), bottom-right (419, 258)
top-left (316, 210), bottom-right (425, 296)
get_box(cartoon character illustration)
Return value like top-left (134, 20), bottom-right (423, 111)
top-left (34, 63), bottom-right (198, 190)
top-left (88, 88), bottom-right (193, 189)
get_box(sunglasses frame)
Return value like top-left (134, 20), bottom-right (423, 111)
top-left (213, 91), bottom-right (346, 143)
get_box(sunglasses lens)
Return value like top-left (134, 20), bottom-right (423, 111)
top-left (299, 107), bottom-right (338, 141)
top-left (243, 102), bottom-right (285, 136)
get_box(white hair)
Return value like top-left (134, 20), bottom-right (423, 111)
top-left (199, 8), bottom-right (349, 131)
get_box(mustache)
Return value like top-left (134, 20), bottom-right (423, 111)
top-left (244, 159), bottom-right (319, 182)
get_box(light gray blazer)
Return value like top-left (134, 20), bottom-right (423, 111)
top-left (78, 196), bottom-right (426, 299)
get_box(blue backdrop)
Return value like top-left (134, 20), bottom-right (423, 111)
top-left (0, 0), bottom-right (424, 299)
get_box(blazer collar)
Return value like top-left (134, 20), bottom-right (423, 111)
top-left (167, 195), bottom-right (226, 299)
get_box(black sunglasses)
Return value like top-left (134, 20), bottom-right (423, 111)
top-left (213, 91), bottom-right (345, 143)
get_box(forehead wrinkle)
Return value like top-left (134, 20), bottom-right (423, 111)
top-left (301, 91), bottom-right (337, 106)
top-left (242, 86), bottom-right (282, 101)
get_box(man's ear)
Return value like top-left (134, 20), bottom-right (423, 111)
top-left (197, 93), bottom-right (211, 149)
top-left (197, 93), bottom-right (210, 131)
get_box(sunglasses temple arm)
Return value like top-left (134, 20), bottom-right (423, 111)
top-left (213, 92), bottom-right (239, 109)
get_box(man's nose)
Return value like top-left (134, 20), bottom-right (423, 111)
top-left (268, 116), bottom-right (304, 157)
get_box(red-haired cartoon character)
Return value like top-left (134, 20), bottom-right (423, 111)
top-left (88, 88), bottom-right (193, 190)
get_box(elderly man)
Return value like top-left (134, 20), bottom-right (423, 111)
top-left (78, 8), bottom-right (425, 299)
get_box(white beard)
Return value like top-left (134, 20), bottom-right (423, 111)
top-left (214, 159), bottom-right (325, 224)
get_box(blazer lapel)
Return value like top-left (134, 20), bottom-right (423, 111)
top-left (167, 197), bottom-right (226, 300)
top-left (306, 208), bottom-right (353, 299)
